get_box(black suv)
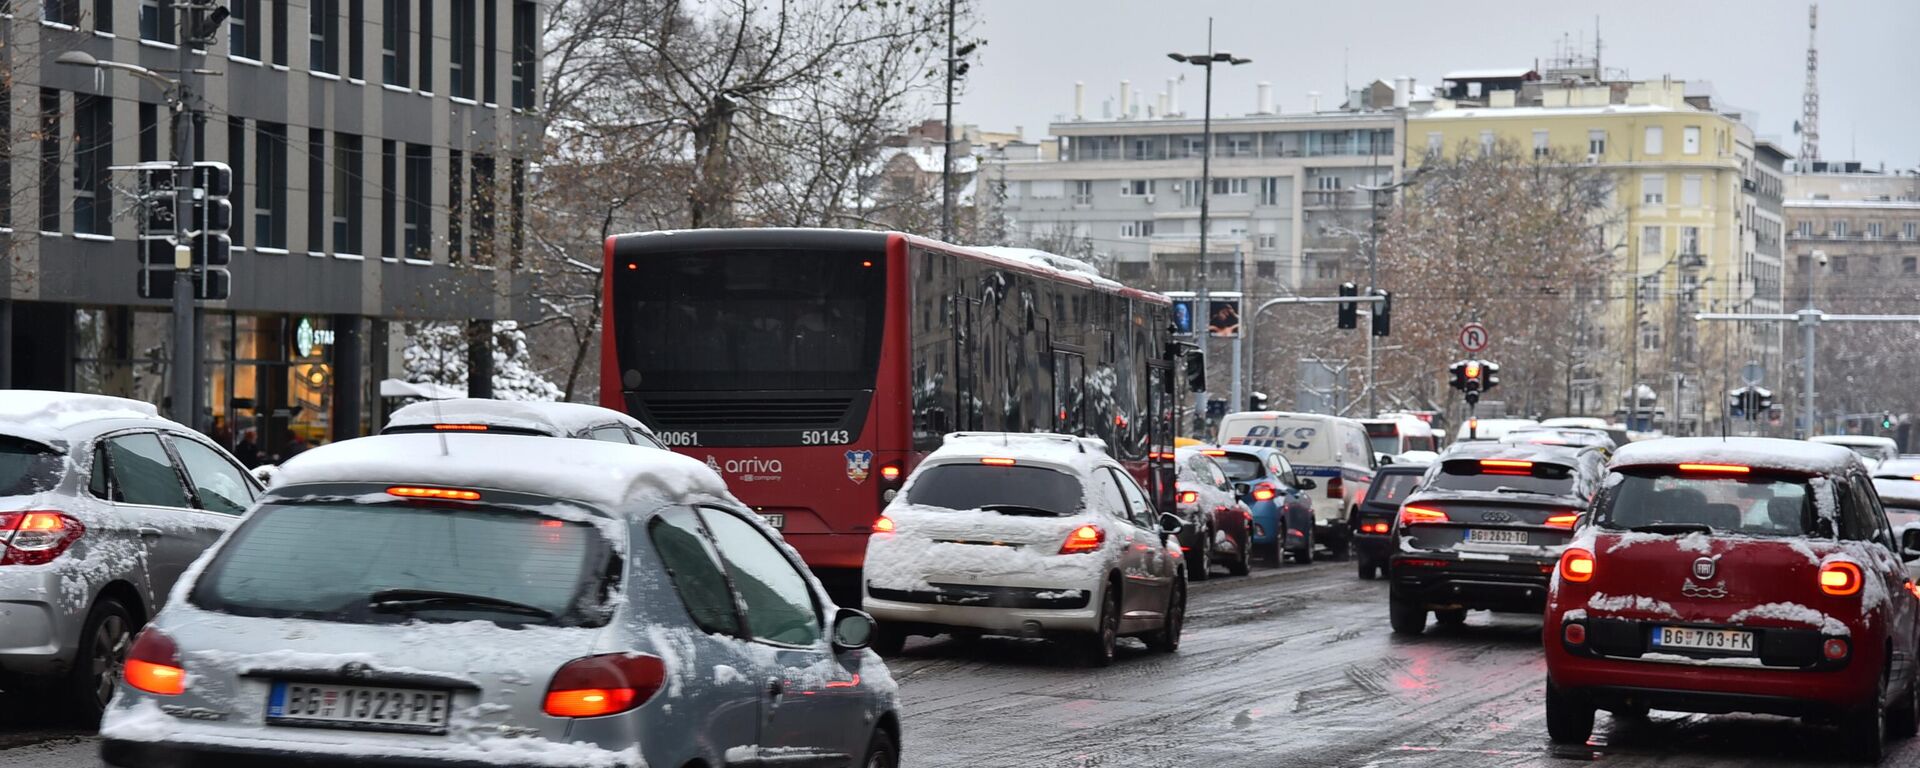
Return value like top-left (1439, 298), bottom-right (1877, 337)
top-left (1353, 461), bottom-right (1430, 580)
top-left (1388, 442), bottom-right (1605, 635)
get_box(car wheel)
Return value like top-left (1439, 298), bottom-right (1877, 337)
top-left (1844, 675), bottom-right (1888, 762)
top-left (1545, 680), bottom-right (1595, 745)
top-left (1080, 584), bottom-right (1121, 667)
top-left (1356, 556), bottom-right (1378, 580)
top-left (1227, 531), bottom-right (1252, 576)
top-left (1435, 608), bottom-right (1468, 627)
top-left (1144, 578), bottom-right (1185, 653)
top-left (1327, 526), bottom-right (1351, 561)
top-left (1891, 668), bottom-right (1920, 740)
top-left (869, 624), bottom-right (907, 657)
top-left (1293, 528), bottom-right (1316, 564)
top-left (1388, 595), bottom-right (1426, 635)
top-left (862, 727), bottom-right (900, 768)
top-left (69, 598), bottom-right (135, 719)
top-left (1188, 530), bottom-right (1213, 581)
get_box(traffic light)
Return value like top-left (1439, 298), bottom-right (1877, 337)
top-left (1483, 361), bottom-right (1501, 392)
top-left (1183, 348), bottom-right (1206, 393)
top-left (1729, 388), bottom-right (1747, 420)
top-left (1370, 289), bottom-right (1392, 337)
top-left (136, 161), bottom-right (233, 301)
top-left (196, 162), bottom-right (233, 300)
top-left (1337, 282), bottom-right (1358, 329)
top-left (1883, 413), bottom-right (1896, 430)
top-left (1248, 391), bottom-right (1269, 412)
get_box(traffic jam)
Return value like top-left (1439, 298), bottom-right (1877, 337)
top-left (2, 229), bottom-right (1919, 767)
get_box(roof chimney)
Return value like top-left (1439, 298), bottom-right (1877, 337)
top-left (1393, 76), bottom-right (1411, 109)
top-left (1119, 80), bottom-right (1131, 120)
top-left (1131, 87), bottom-right (1142, 118)
top-left (1256, 82), bottom-right (1273, 114)
top-left (1167, 77), bottom-right (1180, 116)
top-left (1307, 90), bottom-right (1321, 113)
top-left (1157, 91), bottom-right (1169, 118)
top-left (1073, 82), bottom-right (1085, 120)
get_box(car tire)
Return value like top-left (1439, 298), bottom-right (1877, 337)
top-left (1293, 528), bottom-right (1316, 564)
top-left (68, 598), bottom-right (136, 720)
top-left (861, 727), bottom-right (900, 768)
top-left (1144, 578), bottom-right (1185, 654)
top-left (1188, 529), bottom-right (1213, 581)
top-left (1388, 596), bottom-right (1426, 635)
top-left (1327, 526), bottom-right (1351, 561)
top-left (1891, 669), bottom-right (1920, 740)
top-left (1545, 680), bottom-right (1595, 745)
top-left (1227, 531), bottom-right (1252, 576)
top-left (1434, 608), bottom-right (1468, 627)
top-left (1080, 585), bottom-right (1121, 667)
top-left (1356, 556), bottom-right (1378, 580)
top-left (870, 624), bottom-right (907, 658)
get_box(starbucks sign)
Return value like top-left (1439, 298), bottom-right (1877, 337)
top-left (296, 317), bottom-right (336, 356)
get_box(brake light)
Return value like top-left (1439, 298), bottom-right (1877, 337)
top-left (880, 463), bottom-right (902, 482)
top-left (1559, 548), bottom-right (1596, 583)
top-left (432, 423), bottom-right (490, 431)
top-left (386, 486), bottom-right (482, 501)
top-left (980, 457), bottom-right (1017, 467)
top-left (1819, 561), bottom-right (1862, 596)
top-left (1251, 483), bottom-right (1277, 502)
top-left (1398, 558), bottom-right (1449, 568)
top-left (1060, 524), bottom-right (1105, 554)
top-left (1361, 522), bottom-right (1391, 534)
top-left (1677, 463), bottom-right (1751, 475)
top-left (871, 516), bottom-right (895, 533)
top-left (1176, 490), bottom-right (1198, 505)
top-left (543, 653), bottom-right (666, 718)
top-left (1563, 621), bottom-right (1587, 645)
top-left (0, 512), bottom-right (85, 566)
top-left (1545, 513), bottom-right (1580, 529)
top-left (1398, 505), bottom-right (1448, 526)
top-left (1479, 459), bottom-right (1533, 476)
top-left (124, 627), bottom-right (184, 696)
top-left (1202, 449), bottom-right (1227, 456)
top-left (1327, 476), bottom-right (1344, 499)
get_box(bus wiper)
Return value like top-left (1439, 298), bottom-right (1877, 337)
top-left (368, 589), bottom-right (555, 620)
top-left (978, 504), bottom-right (1065, 517)
top-left (1626, 522), bottom-right (1713, 535)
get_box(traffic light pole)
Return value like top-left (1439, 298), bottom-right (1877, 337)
top-left (1244, 294), bottom-right (1385, 411)
top-left (1697, 308), bottom-right (1920, 438)
top-left (167, 16), bottom-right (198, 427)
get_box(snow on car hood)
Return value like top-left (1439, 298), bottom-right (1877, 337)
top-left (865, 503), bottom-right (1111, 591)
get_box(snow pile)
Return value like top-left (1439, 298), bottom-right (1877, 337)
top-left (1611, 437), bottom-right (1856, 475)
top-left (1586, 593), bottom-right (1679, 618)
top-left (1728, 602), bottom-right (1851, 636)
top-left (402, 321), bottom-right (563, 402)
top-left (387, 398), bottom-right (643, 437)
top-left (0, 390), bottom-right (162, 445)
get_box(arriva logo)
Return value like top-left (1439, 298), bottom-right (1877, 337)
top-left (705, 456), bottom-right (786, 482)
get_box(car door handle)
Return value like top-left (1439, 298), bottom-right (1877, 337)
top-left (138, 527), bottom-right (163, 538)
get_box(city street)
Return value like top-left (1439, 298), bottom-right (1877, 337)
top-left (6, 560), bottom-right (1918, 767)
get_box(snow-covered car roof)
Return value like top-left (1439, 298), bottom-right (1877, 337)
top-left (386, 398), bottom-right (654, 438)
top-left (1809, 434), bottom-right (1897, 449)
top-left (1873, 458), bottom-right (1920, 479)
top-left (273, 433), bottom-right (730, 509)
top-left (1438, 440), bottom-right (1588, 467)
top-left (1610, 437), bottom-right (1858, 476)
top-left (925, 432), bottom-right (1111, 475)
top-left (0, 389), bottom-right (167, 448)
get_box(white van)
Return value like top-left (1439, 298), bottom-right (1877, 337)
top-left (1216, 411), bottom-right (1374, 558)
top-left (1361, 415), bottom-right (1439, 456)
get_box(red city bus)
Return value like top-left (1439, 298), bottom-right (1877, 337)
top-left (603, 229), bottom-right (1181, 588)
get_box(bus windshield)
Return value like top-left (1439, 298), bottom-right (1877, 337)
top-left (615, 249), bottom-right (887, 391)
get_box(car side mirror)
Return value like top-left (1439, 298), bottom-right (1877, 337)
top-left (1902, 529), bottom-right (1920, 563)
top-left (1297, 478), bottom-right (1317, 491)
top-left (1233, 482), bottom-right (1251, 496)
top-left (1159, 512), bottom-right (1184, 533)
top-left (831, 608), bottom-right (876, 651)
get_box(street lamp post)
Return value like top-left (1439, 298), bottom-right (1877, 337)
top-left (1169, 20), bottom-right (1248, 420)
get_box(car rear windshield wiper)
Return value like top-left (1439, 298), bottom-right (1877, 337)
top-left (1491, 486), bottom-right (1555, 495)
top-left (977, 503), bottom-right (1066, 517)
top-left (1625, 522), bottom-right (1714, 535)
top-left (367, 589), bottom-right (556, 620)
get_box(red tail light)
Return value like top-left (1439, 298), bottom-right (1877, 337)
top-left (1560, 548), bottom-right (1596, 583)
top-left (1361, 522), bottom-right (1391, 534)
top-left (0, 511), bottom-right (85, 565)
top-left (543, 653), bottom-right (666, 718)
top-left (1176, 490), bottom-right (1198, 505)
top-left (879, 463), bottom-right (902, 482)
top-left (1479, 459), bottom-right (1534, 476)
top-left (1251, 483), bottom-right (1277, 502)
top-left (1398, 505), bottom-right (1448, 526)
top-left (1678, 463), bottom-right (1751, 475)
top-left (1060, 524), bottom-right (1104, 554)
top-left (431, 423), bottom-right (491, 431)
top-left (1563, 621), bottom-right (1587, 645)
top-left (1545, 513), bottom-right (1580, 529)
top-left (124, 627), bottom-right (184, 696)
top-left (386, 486), bottom-right (482, 501)
top-left (1819, 561), bottom-right (1862, 596)
top-left (1326, 476), bottom-right (1344, 499)
top-left (979, 457), bottom-right (1017, 467)
top-left (871, 516), bottom-right (895, 533)
top-left (1201, 449), bottom-right (1227, 456)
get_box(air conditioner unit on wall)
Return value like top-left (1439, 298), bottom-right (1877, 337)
top-left (1143, 195), bottom-right (1155, 204)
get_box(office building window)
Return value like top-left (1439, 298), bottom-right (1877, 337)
top-left (1587, 129), bottom-right (1606, 159)
top-left (511, 1), bottom-right (535, 108)
top-left (383, 0), bottom-right (410, 86)
top-left (1532, 130), bottom-right (1549, 159)
top-left (38, 89), bottom-right (59, 233)
top-left (1479, 130), bottom-right (1494, 156)
top-left (1867, 221), bottom-right (1883, 238)
top-left (481, 0), bottom-right (497, 102)
top-left (1259, 177), bottom-right (1280, 206)
top-left (1257, 234), bottom-right (1277, 250)
top-left (417, 1), bottom-right (434, 92)
top-left (1119, 179), bottom-right (1153, 196)
top-left (449, 0), bottom-right (475, 99)
top-left (307, 128), bottom-right (325, 251)
top-left (1644, 126), bottom-right (1664, 155)
top-left (404, 143), bottom-right (430, 260)
top-left (470, 153), bottom-right (494, 263)
top-left (254, 121), bottom-right (288, 248)
top-left (1070, 180), bottom-right (1092, 205)
top-left (44, 0), bottom-right (79, 26)
top-left (1682, 126), bottom-right (1701, 155)
top-left (310, 0), bottom-right (339, 73)
top-left (1641, 174), bottom-right (1665, 206)
top-left (1119, 221), bottom-right (1153, 239)
top-left (1256, 261), bottom-right (1275, 277)
top-left (1832, 220), bottom-right (1848, 238)
top-left (1640, 225), bottom-right (1662, 256)
top-left (1797, 220), bottom-right (1813, 237)
top-left (73, 95), bottom-right (111, 236)
top-left (333, 133), bottom-right (362, 254)
top-left (381, 140), bottom-right (397, 260)
top-left (228, 117), bottom-right (246, 247)
top-left (1425, 132), bottom-right (1442, 155)
top-left (229, 0), bottom-right (261, 59)
top-left (271, 0), bottom-right (289, 66)
top-left (1213, 178), bottom-right (1247, 196)
top-left (1679, 226), bottom-right (1700, 255)
top-left (92, 0), bottom-right (112, 33)
top-left (1905, 222), bottom-right (1917, 240)
top-left (346, 0), bottom-right (363, 78)
top-left (447, 149), bottom-right (464, 261)
top-left (1681, 175), bottom-right (1702, 207)
top-left (137, 102), bottom-right (159, 162)
top-left (139, 0), bottom-right (173, 43)
top-left (1904, 256), bottom-right (1917, 274)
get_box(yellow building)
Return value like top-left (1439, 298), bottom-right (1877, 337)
top-left (1408, 74), bottom-right (1767, 432)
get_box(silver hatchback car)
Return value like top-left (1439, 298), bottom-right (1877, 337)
top-left (0, 390), bottom-right (260, 717)
top-left (99, 432), bottom-right (899, 768)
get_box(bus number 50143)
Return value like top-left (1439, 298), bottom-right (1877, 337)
top-left (657, 432), bottom-right (699, 446)
top-left (801, 430), bottom-right (851, 445)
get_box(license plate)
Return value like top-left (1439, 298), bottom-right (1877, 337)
top-left (1651, 626), bottom-right (1756, 654)
top-left (759, 513), bottom-right (785, 529)
top-left (1464, 528), bottom-right (1528, 545)
top-left (268, 681), bottom-right (452, 733)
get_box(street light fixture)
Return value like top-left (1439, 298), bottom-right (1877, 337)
top-left (1167, 20), bottom-right (1248, 429)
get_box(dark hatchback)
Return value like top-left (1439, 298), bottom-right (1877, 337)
top-left (1353, 461), bottom-right (1429, 580)
top-left (1388, 443), bottom-right (1606, 634)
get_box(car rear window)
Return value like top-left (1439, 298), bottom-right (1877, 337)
top-left (191, 501), bottom-right (617, 627)
top-left (1367, 472), bottom-right (1422, 504)
top-left (906, 464), bottom-right (1084, 516)
top-left (1427, 459), bottom-right (1578, 497)
top-left (0, 438), bottom-right (62, 496)
top-left (1596, 471), bottom-right (1816, 536)
top-left (1214, 454), bottom-right (1266, 481)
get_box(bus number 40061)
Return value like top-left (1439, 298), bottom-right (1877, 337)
top-left (657, 432), bottom-right (699, 446)
top-left (801, 430), bottom-right (851, 445)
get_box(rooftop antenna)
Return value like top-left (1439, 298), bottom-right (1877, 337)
top-left (1801, 3), bottom-right (1821, 163)
top-left (1594, 15), bottom-right (1602, 75)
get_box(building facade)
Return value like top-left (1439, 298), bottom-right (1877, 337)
top-left (5, 1), bottom-right (542, 455)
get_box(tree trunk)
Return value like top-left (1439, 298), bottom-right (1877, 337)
top-left (689, 94), bottom-right (739, 229)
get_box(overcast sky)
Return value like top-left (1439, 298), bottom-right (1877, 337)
top-left (960, 0), bottom-right (1917, 169)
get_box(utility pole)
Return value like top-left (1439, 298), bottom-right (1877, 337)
top-left (1168, 22), bottom-right (1248, 418)
top-left (168, 15), bottom-right (199, 427)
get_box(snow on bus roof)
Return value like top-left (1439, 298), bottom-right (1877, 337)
top-left (273, 433), bottom-right (731, 509)
top-left (387, 398), bottom-right (652, 437)
top-left (1610, 437), bottom-right (1858, 475)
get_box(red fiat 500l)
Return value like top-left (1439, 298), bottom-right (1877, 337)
top-left (1545, 437), bottom-right (1920, 761)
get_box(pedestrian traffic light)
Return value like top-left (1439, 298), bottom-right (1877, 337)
top-left (1337, 282), bottom-right (1358, 329)
top-left (1883, 413), bottom-right (1896, 430)
top-left (1370, 289), bottom-right (1392, 337)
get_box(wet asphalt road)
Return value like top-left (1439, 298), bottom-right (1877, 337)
top-left (4, 560), bottom-right (1920, 767)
